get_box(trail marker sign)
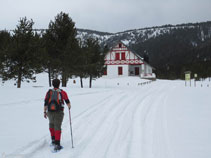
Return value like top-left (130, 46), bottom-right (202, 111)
top-left (185, 71), bottom-right (191, 87)
top-left (185, 74), bottom-right (191, 80)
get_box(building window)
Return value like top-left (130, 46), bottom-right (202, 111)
top-left (118, 67), bottom-right (123, 75)
top-left (119, 43), bottom-right (122, 48)
top-left (121, 52), bottom-right (125, 60)
top-left (115, 53), bottom-right (120, 60)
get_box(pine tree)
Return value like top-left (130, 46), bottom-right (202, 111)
top-left (75, 41), bottom-right (88, 88)
top-left (42, 29), bottom-right (60, 87)
top-left (43, 12), bottom-right (78, 87)
top-left (0, 31), bottom-right (11, 78)
top-left (83, 38), bottom-right (106, 88)
top-left (1, 17), bottom-right (42, 88)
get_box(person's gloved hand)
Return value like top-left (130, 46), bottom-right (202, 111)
top-left (67, 103), bottom-right (71, 110)
top-left (44, 112), bottom-right (47, 119)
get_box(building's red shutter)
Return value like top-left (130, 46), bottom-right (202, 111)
top-left (121, 52), bottom-right (125, 60)
top-left (115, 53), bottom-right (120, 60)
top-left (118, 67), bottom-right (123, 75)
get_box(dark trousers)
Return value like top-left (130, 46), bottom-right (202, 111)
top-left (47, 111), bottom-right (64, 142)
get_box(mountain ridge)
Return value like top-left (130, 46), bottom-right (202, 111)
top-left (78, 21), bottom-right (211, 35)
top-left (77, 21), bottom-right (211, 47)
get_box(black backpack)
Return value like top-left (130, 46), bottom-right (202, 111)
top-left (47, 89), bottom-right (63, 111)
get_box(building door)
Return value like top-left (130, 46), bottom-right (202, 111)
top-left (135, 67), bottom-right (139, 75)
top-left (118, 67), bottom-right (123, 75)
top-left (104, 69), bottom-right (107, 75)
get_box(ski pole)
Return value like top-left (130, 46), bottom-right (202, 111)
top-left (68, 108), bottom-right (74, 148)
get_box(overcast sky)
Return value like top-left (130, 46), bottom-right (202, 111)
top-left (0, 0), bottom-right (210, 33)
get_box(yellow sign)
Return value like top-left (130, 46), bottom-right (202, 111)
top-left (194, 74), bottom-right (197, 78)
top-left (185, 73), bottom-right (191, 80)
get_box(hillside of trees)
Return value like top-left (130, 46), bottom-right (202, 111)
top-left (130, 25), bottom-right (211, 79)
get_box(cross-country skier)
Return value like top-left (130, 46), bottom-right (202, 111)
top-left (44, 79), bottom-right (71, 152)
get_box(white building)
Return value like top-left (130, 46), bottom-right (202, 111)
top-left (104, 42), bottom-right (156, 79)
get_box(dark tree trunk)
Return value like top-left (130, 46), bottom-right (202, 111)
top-left (80, 76), bottom-right (83, 88)
top-left (48, 66), bottom-right (51, 87)
top-left (62, 72), bottom-right (67, 87)
top-left (17, 67), bottom-right (22, 88)
top-left (89, 75), bottom-right (92, 88)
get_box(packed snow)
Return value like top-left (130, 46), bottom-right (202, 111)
top-left (0, 74), bottom-right (211, 158)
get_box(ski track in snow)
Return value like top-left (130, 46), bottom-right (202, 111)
top-left (7, 83), bottom-right (175, 158)
top-left (0, 89), bottom-right (110, 107)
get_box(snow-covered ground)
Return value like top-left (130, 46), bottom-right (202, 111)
top-left (0, 74), bottom-right (211, 158)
